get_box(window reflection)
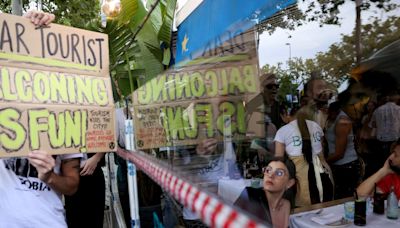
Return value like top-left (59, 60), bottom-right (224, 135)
top-left (129, 0), bottom-right (400, 226)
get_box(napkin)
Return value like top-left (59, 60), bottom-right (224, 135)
top-left (311, 213), bottom-right (342, 225)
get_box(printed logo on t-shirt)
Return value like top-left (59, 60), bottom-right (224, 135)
top-left (313, 131), bottom-right (323, 142)
top-left (292, 136), bottom-right (302, 146)
top-left (18, 177), bottom-right (51, 191)
top-left (3, 158), bottom-right (51, 192)
top-left (292, 131), bottom-right (323, 146)
top-left (198, 157), bottom-right (222, 175)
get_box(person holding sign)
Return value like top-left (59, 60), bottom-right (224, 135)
top-left (0, 11), bottom-right (82, 228)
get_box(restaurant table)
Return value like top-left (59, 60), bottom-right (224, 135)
top-left (290, 197), bottom-right (400, 227)
top-left (217, 178), bottom-right (262, 204)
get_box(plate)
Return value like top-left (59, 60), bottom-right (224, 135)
top-left (325, 218), bottom-right (352, 227)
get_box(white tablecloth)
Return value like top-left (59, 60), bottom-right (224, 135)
top-left (217, 178), bottom-right (262, 204)
top-left (290, 203), bottom-right (400, 227)
top-left (218, 179), bottom-right (250, 204)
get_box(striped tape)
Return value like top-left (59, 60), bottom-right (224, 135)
top-left (116, 150), bottom-right (267, 228)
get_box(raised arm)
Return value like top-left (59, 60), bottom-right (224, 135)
top-left (275, 141), bottom-right (285, 157)
top-left (357, 155), bottom-right (394, 197)
top-left (28, 150), bottom-right (80, 195)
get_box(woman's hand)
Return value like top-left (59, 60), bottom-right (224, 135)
top-left (23, 10), bottom-right (55, 26)
top-left (28, 150), bottom-right (55, 183)
top-left (80, 156), bottom-right (99, 176)
top-left (80, 153), bottom-right (104, 176)
top-left (380, 154), bottom-right (395, 175)
top-left (196, 138), bottom-right (218, 155)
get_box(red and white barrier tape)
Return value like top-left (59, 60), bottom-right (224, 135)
top-left (117, 150), bottom-right (267, 228)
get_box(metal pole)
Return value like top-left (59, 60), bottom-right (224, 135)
top-left (355, 0), bottom-right (362, 66)
top-left (286, 42), bottom-right (293, 107)
top-left (37, 0), bottom-right (42, 11)
top-left (11, 0), bottom-right (23, 16)
top-left (125, 118), bottom-right (140, 228)
top-left (286, 42), bottom-right (291, 62)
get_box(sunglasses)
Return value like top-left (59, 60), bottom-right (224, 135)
top-left (263, 166), bottom-right (286, 178)
top-left (265, 84), bottom-right (279, 90)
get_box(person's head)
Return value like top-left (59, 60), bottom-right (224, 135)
top-left (279, 105), bottom-right (299, 124)
top-left (300, 95), bottom-right (309, 107)
top-left (389, 138), bottom-right (400, 174)
top-left (260, 73), bottom-right (279, 104)
top-left (337, 80), bottom-right (371, 121)
top-left (350, 70), bottom-right (398, 110)
top-left (387, 91), bottom-right (400, 103)
top-left (357, 70), bottom-right (397, 98)
top-left (305, 78), bottom-right (327, 101)
top-left (366, 100), bottom-right (377, 113)
top-left (304, 76), bottom-right (336, 111)
top-left (263, 157), bottom-right (296, 199)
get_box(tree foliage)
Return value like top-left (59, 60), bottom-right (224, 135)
top-left (262, 16), bottom-right (400, 100)
top-left (92, 0), bottom-right (177, 101)
top-left (0, 0), bottom-right (100, 29)
top-left (260, 0), bottom-right (399, 34)
top-left (302, 0), bottom-right (398, 26)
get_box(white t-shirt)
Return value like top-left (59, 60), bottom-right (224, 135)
top-left (0, 154), bottom-right (82, 228)
top-left (369, 102), bottom-right (400, 142)
top-left (274, 120), bottom-right (324, 156)
top-left (115, 108), bottom-right (127, 148)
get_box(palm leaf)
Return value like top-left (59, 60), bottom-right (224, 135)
top-left (162, 47), bottom-right (171, 65)
top-left (146, 0), bottom-right (163, 35)
top-left (158, 0), bottom-right (177, 46)
top-left (137, 39), bottom-right (164, 81)
top-left (118, 0), bottom-right (139, 25)
top-left (102, 0), bottom-right (176, 100)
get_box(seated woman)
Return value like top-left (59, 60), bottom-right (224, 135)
top-left (234, 157), bottom-right (296, 228)
top-left (357, 138), bottom-right (400, 198)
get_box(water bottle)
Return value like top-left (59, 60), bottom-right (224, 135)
top-left (386, 185), bottom-right (399, 220)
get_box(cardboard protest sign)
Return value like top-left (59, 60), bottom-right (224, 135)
top-left (0, 13), bottom-right (116, 157)
top-left (132, 29), bottom-right (264, 149)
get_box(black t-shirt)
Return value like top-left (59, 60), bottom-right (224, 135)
top-left (234, 187), bottom-right (272, 225)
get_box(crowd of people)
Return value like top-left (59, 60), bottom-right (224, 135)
top-left (233, 71), bottom-right (400, 227)
top-left (156, 70), bottom-right (400, 227)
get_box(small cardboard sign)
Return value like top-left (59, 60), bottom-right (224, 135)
top-left (0, 13), bottom-right (115, 157)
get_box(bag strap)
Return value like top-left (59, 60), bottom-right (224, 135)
top-left (297, 110), bottom-right (313, 164)
top-left (297, 109), bottom-right (322, 204)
